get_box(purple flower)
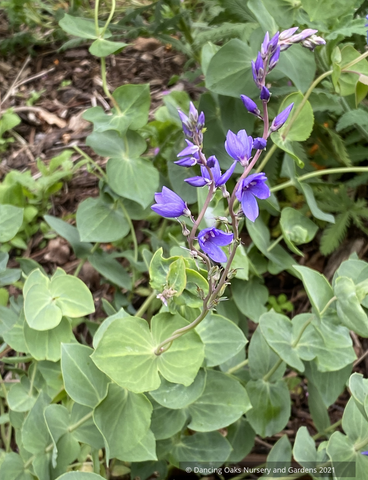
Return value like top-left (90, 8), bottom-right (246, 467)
top-left (185, 156), bottom-right (237, 188)
top-left (268, 32), bottom-right (279, 55)
top-left (198, 227), bottom-right (233, 263)
top-left (225, 130), bottom-right (253, 166)
top-left (175, 150), bottom-right (200, 167)
top-left (269, 46), bottom-right (280, 71)
top-left (260, 86), bottom-right (271, 102)
top-left (301, 35), bottom-right (326, 51)
top-left (279, 28), bottom-right (318, 51)
top-left (235, 173), bottom-right (270, 222)
top-left (270, 103), bottom-right (294, 132)
top-left (151, 187), bottom-right (190, 218)
top-left (177, 102), bottom-right (205, 138)
top-left (261, 31), bottom-right (279, 58)
top-left (261, 32), bottom-right (270, 58)
top-left (240, 95), bottom-right (260, 116)
top-left (253, 138), bottom-right (267, 150)
top-left (361, 451), bottom-right (368, 456)
top-left (177, 139), bottom-right (199, 158)
top-left (252, 52), bottom-right (264, 89)
top-left (279, 27), bottom-right (298, 41)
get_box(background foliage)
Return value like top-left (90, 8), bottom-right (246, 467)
top-left (1, 1), bottom-right (368, 480)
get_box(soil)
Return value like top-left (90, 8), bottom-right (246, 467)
top-left (1, 34), bottom-right (368, 480)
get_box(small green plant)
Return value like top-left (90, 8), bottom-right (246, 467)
top-left (0, 110), bottom-right (21, 151)
top-left (267, 294), bottom-right (294, 314)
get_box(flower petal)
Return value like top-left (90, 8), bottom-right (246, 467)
top-left (210, 230), bottom-right (234, 246)
top-left (217, 161), bottom-right (237, 186)
top-left (201, 241), bottom-right (228, 263)
top-left (151, 204), bottom-right (184, 218)
top-left (161, 186), bottom-right (184, 205)
top-left (225, 130), bottom-right (243, 161)
top-left (250, 182), bottom-right (271, 199)
top-left (177, 140), bottom-right (198, 157)
top-left (185, 176), bottom-right (207, 187)
top-left (240, 191), bottom-right (259, 222)
top-left (174, 156), bottom-right (197, 167)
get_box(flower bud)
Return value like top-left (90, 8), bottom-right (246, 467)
top-left (261, 32), bottom-right (270, 58)
top-left (301, 35), bottom-right (326, 51)
top-left (240, 95), bottom-right (260, 116)
top-left (252, 52), bottom-right (264, 89)
top-left (270, 103), bottom-right (294, 132)
top-left (279, 27), bottom-right (298, 40)
top-left (260, 86), bottom-right (271, 102)
top-left (253, 137), bottom-right (267, 150)
top-left (268, 46), bottom-right (280, 71)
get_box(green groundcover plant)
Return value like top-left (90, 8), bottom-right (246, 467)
top-left (2, 1), bottom-right (368, 480)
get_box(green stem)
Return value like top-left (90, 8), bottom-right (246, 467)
top-left (354, 436), bottom-right (368, 452)
top-left (73, 145), bottom-right (107, 179)
top-left (154, 307), bottom-right (209, 355)
top-left (341, 50), bottom-right (368, 71)
top-left (100, 0), bottom-right (116, 38)
top-left (1, 355), bottom-right (33, 364)
top-left (263, 358), bottom-right (284, 383)
top-left (263, 316), bottom-right (313, 382)
top-left (28, 362), bottom-right (37, 395)
top-left (312, 419), bottom-right (342, 440)
top-left (100, 57), bottom-right (121, 113)
top-left (135, 291), bottom-right (157, 318)
top-left (256, 144), bottom-right (278, 173)
top-left (227, 358), bottom-right (249, 375)
top-left (281, 70), bottom-right (333, 140)
top-left (271, 167), bottom-right (368, 193)
top-left (74, 259), bottom-right (86, 277)
top-left (319, 296), bottom-right (337, 317)
top-left (94, 0), bottom-right (100, 35)
top-left (94, 0), bottom-right (120, 113)
top-left (291, 316), bottom-right (313, 348)
top-left (119, 202), bottom-right (138, 263)
top-left (74, 243), bottom-right (100, 277)
top-left (277, 50), bottom-right (368, 145)
top-left (267, 235), bottom-right (283, 252)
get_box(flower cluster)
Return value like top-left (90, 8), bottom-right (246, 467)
top-left (151, 24), bottom-right (325, 266)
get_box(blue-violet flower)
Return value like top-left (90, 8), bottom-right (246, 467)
top-left (270, 103), bottom-right (294, 132)
top-left (178, 102), bottom-right (205, 138)
top-left (240, 95), bottom-right (260, 116)
top-left (252, 52), bottom-right (264, 89)
top-left (185, 156), bottom-right (237, 188)
top-left (198, 227), bottom-right (233, 263)
top-left (151, 187), bottom-right (190, 218)
top-left (260, 86), bottom-right (271, 102)
top-left (236, 172), bottom-right (271, 222)
top-left (225, 130), bottom-right (253, 166)
top-left (253, 138), bottom-right (267, 150)
top-left (269, 46), bottom-right (280, 71)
